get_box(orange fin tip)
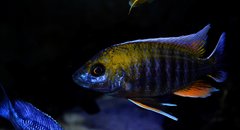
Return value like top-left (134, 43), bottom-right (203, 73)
top-left (173, 81), bottom-right (219, 98)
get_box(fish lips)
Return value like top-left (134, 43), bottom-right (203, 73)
top-left (72, 71), bottom-right (91, 89)
top-left (72, 71), bottom-right (110, 92)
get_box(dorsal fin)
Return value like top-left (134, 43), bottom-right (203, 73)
top-left (121, 24), bottom-right (210, 57)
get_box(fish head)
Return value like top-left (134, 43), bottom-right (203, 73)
top-left (73, 46), bottom-right (128, 93)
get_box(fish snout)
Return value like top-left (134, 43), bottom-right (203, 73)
top-left (72, 70), bottom-right (90, 88)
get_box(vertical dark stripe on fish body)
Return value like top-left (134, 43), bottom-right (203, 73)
top-left (174, 50), bottom-right (180, 89)
top-left (195, 60), bottom-right (201, 79)
top-left (172, 53), bottom-right (185, 90)
top-left (183, 52), bottom-right (189, 86)
top-left (143, 44), bottom-right (159, 96)
top-left (145, 44), bottom-right (157, 95)
top-left (187, 57), bottom-right (198, 84)
top-left (165, 49), bottom-right (177, 91)
top-left (170, 51), bottom-right (177, 90)
top-left (129, 45), bottom-right (142, 94)
top-left (139, 50), bottom-right (148, 95)
top-left (133, 63), bottom-right (140, 92)
top-left (149, 55), bottom-right (158, 94)
top-left (113, 69), bottom-right (122, 91)
top-left (160, 51), bottom-right (167, 93)
top-left (165, 51), bottom-right (172, 90)
top-left (145, 56), bottom-right (152, 94)
top-left (127, 63), bottom-right (135, 92)
top-left (150, 45), bottom-right (166, 95)
top-left (153, 51), bottom-right (161, 95)
top-left (180, 57), bottom-right (188, 88)
top-left (189, 58), bottom-right (194, 82)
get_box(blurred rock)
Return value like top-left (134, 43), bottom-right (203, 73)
top-left (61, 97), bottom-right (164, 130)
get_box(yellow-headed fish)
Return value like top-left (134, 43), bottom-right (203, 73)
top-left (73, 24), bottom-right (227, 121)
top-left (128, 0), bottom-right (155, 14)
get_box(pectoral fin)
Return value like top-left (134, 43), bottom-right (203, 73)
top-left (174, 80), bottom-right (218, 98)
top-left (128, 99), bottom-right (178, 121)
top-left (207, 71), bottom-right (227, 83)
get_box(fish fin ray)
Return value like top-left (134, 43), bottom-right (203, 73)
top-left (206, 33), bottom-right (225, 61)
top-left (14, 100), bottom-right (60, 125)
top-left (205, 33), bottom-right (226, 82)
top-left (181, 24), bottom-right (210, 56)
top-left (173, 80), bottom-right (218, 98)
top-left (128, 99), bottom-right (178, 121)
top-left (0, 83), bottom-right (12, 120)
top-left (207, 71), bottom-right (227, 83)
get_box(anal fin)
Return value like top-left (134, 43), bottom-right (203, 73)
top-left (174, 80), bottom-right (218, 98)
top-left (128, 99), bottom-right (178, 121)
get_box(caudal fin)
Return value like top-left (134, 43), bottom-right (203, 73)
top-left (0, 83), bottom-right (11, 119)
top-left (206, 33), bottom-right (227, 82)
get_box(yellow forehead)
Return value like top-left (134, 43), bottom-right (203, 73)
top-left (96, 44), bottom-right (144, 75)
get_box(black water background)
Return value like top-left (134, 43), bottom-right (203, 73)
top-left (0, 0), bottom-right (239, 129)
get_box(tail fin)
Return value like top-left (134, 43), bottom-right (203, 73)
top-left (206, 33), bottom-right (227, 82)
top-left (206, 32), bottom-right (225, 62)
top-left (0, 83), bottom-right (11, 119)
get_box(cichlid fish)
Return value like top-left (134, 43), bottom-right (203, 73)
top-left (128, 0), bottom-right (154, 14)
top-left (73, 24), bottom-right (227, 121)
top-left (0, 84), bottom-right (63, 130)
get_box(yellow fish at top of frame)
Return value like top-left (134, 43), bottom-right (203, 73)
top-left (128, 0), bottom-right (155, 14)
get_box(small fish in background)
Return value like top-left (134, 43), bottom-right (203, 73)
top-left (128, 0), bottom-right (155, 14)
top-left (0, 83), bottom-right (63, 130)
top-left (73, 24), bottom-right (227, 121)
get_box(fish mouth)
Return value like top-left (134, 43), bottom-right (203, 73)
top-left (72, 71), bottom-right (91, 88)
top-left (73, 75), bottom-right (109, 92)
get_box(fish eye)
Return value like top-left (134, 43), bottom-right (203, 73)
top-left (90, 63), bottom-right (106, 77)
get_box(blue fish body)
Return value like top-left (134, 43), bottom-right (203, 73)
top-left (0, 84), bottom-right (63, 130)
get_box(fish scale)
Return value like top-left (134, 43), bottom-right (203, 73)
top-left (154, 55), bottom-right (161, 94)
top-left (0, 85), bottom-right (63, 130)
top-left (116, 43), bottom-right (201, 96)
top-left (144, 50), bottom-right (152, 93)
top-left (163, 45), bottom-right (200, 92)
top-left (149, 56), bottom-right (157, 94)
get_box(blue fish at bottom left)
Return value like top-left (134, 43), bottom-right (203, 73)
top-left (0, 83), bottom-right (63, 130)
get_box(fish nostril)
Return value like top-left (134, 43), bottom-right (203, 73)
top-left (73, 71), bottom-right (86, 83)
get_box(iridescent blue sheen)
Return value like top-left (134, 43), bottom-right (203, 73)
top-left (0, 84), bottom-right (63, 130)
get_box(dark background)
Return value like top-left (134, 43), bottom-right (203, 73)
top-left (0, 0), bottom-right (239, 130)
